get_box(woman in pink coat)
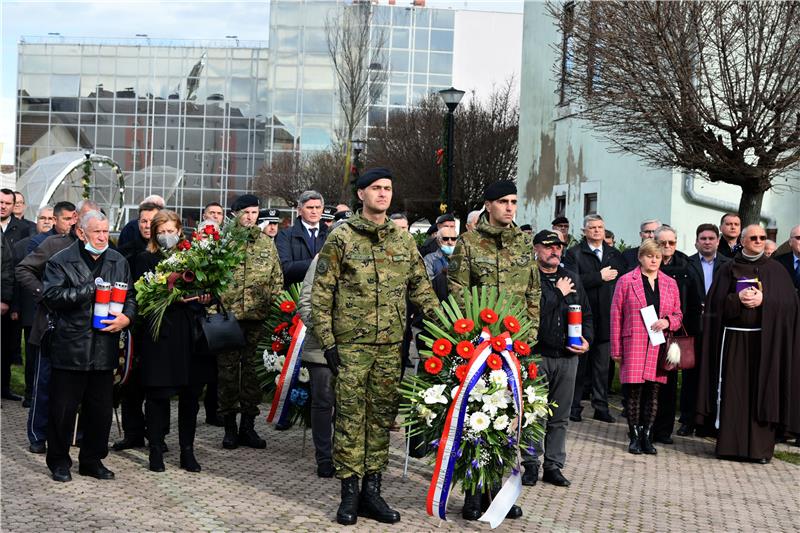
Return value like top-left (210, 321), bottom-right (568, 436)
top-left (610, 239), bottom-right (683, 455)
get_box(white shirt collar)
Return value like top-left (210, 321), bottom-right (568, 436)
top-left (301, 220), bottom-right (319, 233)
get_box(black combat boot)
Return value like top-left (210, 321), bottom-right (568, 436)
top-left (180, 446), bottom-right (201, 472)
top-left (640, 426), bottom-right (657, 455)
top-left (238, 415), bottom-right (267, 448)
top-left (628, 424), bottom-right (642, 454)
top-left (222, 414), bottom-right (239, 449)
top-left (337, 477), bottom-right (360, 525)
top-left (461, 490), bottom-right (482, 520)
top-left (359, 473), bottom-right (401, 524)
top-left (148, 445), bottom-right (165, 472)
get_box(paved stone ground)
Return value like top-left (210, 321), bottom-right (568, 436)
top-left (1, 398), bottom-right (798, 532)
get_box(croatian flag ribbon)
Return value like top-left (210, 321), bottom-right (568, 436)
top-left (266, 318), bottom-right (306, 425)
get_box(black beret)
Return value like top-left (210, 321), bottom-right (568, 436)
top-left (483, 180), bottom-right (517, 201)
top-left (551, 216), bottom-right (570, 226)
top-left (520, 224), bottom-right (532, 232)
top-left (333, 210), bottom-right (353, 222)
top-left (322, 206), bottom-right (336, 220)
top-left (435, 213), bottom-right (455, 225)
top-left (231, 194), bottom-right (259, 212)
top-left (533, 230), bottom-right (566, 246)
top-left (356, 167), bottom-right (392, 189)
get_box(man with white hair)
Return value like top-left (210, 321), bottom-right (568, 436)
top-left (117, 195), bottom-right (166, 247)
top-left (465, 210), bottom-right (481, 232)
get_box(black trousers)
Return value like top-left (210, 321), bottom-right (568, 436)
top-left (653, 370), bottom-right (678, 439)
top-left (571, 341), bottom-right (611, 415)
top-left (118, 370), bottom-right (146, 440)
top-left (202, 357), bottom-right (218, 418)
top-left (1, 314), bottom-right (19, 395)
top-left (145, 382), bottom-right (203, 450)
top-left (46, 368), bottom-right (113, 471)
top-left (23, 326), bottom-right (36, 401)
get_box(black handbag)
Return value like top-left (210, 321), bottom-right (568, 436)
top-left (195, 301), bottom-right (246, 354)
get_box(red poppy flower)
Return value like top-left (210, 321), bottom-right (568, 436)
top-left (424, 357), bottom-right (443, 375)
top-left (213, 233), bottom-right (220, 241)
top-left (487, 354), bottom-right (503, 371)
top-left (456, 341), bottom-right (474, 360)
top-left (271, 341), bottom-right (285, 353)
top-left (503, 315), bottom-right (520, 333)
top-left (203, 224), bottom-right (216, 235)
top-left (280, 300), bottom-right (296, 313)
top-left (491, 336), bottom-right (507, 352)
top-left (453, 318), bottom-right (475, 335)
top-left (514, 340), bottom-right (531, 356)
top-left (528, 362), bottom-right (538, 380)
top-left (274, 322), bottom-right (289, 333)
top-left (479, 308), bottom-right (498, 324)
top-left (432, 338), bottom-right (452, 357)
top-left (455, 364), bottom-right (468, 382)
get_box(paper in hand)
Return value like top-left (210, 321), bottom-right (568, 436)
top-left (640, 305), bottom-right (665, 346)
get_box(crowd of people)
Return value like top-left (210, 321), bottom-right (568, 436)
top-left (1, 177), bottom-right (799, 525)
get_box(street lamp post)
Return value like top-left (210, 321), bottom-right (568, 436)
top-left (350, 139), bottom-right (367, 205)
top-left (438, 87), bottom-right (465, 213)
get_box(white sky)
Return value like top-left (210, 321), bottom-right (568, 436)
top-left (0, 0), bottom-right (524, 165)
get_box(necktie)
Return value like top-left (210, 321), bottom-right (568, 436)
top-left (795, 259), bottom-right (800, 282)
top-left (594, 248), bottom-right (601, 262)
top-left (310, 228), bottom-right (317, 254)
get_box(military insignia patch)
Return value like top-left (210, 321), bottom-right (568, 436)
top-left (317, 257), bottom-right (329, 274)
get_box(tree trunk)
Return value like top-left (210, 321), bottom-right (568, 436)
top-left (737, 188), bottom-right (765, 227)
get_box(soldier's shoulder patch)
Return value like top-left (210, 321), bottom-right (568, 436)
top-left (317, 256), bottom-right (330, 274)
top-left (449, 257), bottom-right (461, 272)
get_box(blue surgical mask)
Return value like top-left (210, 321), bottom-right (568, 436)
top-left (84, 241), bottom-right (108, 255)
top-left (441, 245), bottom-right (455, 256)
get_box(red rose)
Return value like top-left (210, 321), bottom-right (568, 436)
top-left (456, 341), bottom-right (474, 360)
top-left (479, 308), bottom-right (498, 324)
top-left (274, 322), bottom-right (289, 333)
top-left (453, 318), bottom-right (475, 335)
top-left (192, 231), bottom-right (201, 241)
top-left (177, 240), bottom-right (191, 251)
top-left (491, 336), bottom-right (507, 353)
top-left (432, 338), bottom-right (452, 357)
top-left (527, 362), bottom-right (538, 380)
top-left (487, 354), bottom-right (503, 371)
top-left (280, 301), bottom-right (296, 313)
top-left (203, 224), bottom-right (216, 235)
top-left (424, 356), bottom-right (443, 375)
top-left (213, 233), bottom-right (220, 241)
top-left (514, 340), bottom-right (531, 356)
top-left (503, 315), bottom-right (520, 333)
top-left (455, 364), bottom-right (468, 382)
top-left (271, 341), bottom-right (284, 353)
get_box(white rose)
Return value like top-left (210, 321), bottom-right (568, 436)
top-left (469, 411), bottom-right (490, 432)
top-left (422, 384), bottom-right (449, 405)
top-left (298, 367), bottom-right (310, 383)
top-left (489, 370), bottom-right (508, 388)
top-left (493, 414), bottom-right (509, 431)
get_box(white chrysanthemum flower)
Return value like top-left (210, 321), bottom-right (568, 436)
top-left (262, 349), bottom-right (277, 369)
top-left (298, 367), bottom-right (310, 383)
top-left (422, 384), bottom-right (449, 405)
top-left (493, 414), bottom-right (510, 431)
top-left (469, 411), bottom-right (490, 432)
top-left (489, 369), bottom-right (508, 388)
top-left (481, 390), bottom-right (509, 416)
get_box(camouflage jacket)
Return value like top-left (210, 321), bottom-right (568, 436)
top-left (311, 211), bottom-right (439, 349)
top-left (220, 224), bottom-right (283, 321)
top-left (448, 216), bottom-right (541, 337)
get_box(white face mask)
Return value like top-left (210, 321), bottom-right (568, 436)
top-left (157, 233), bottom-right (180, 250)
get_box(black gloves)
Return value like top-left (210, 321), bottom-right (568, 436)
top-left (324, 346), bottom-right (341, 376)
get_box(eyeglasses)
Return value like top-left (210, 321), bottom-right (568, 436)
top-left (440, 237), bottom-right (457, 243)
top-left (748, 235), bottom-right (767, 242)
top-left (659, 240), bottom-right (676, 246)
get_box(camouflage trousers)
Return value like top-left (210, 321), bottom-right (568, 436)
top-left (217, 320), bottom-right (265, 418)
top-left (333, 343), bottom-right (402, 479)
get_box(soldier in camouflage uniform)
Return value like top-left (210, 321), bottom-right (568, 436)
top-left (218, 194), bottom-right (283, 450)
top-left (447, 180), bottom-right (541, 521)
top-left (311, 168), bottom-right (438, 526)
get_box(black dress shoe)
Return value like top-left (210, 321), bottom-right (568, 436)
top-left (521, 465), bottom-right (538, 486)
top-left (112, 436), bottom-right (145, 451)
top-left (317, 462), bottom-right (335, 478)
top-left (569, 413), bottom-right (582, 422)
top-left (676, 424), bottom-right (693, 437)
top-left (542, 468), bottom-right (571, 487)
top-left (755, 458), bottom-right (770, 464)
top-left (593, 410), bottom-right (616, 423)
top-left (1, 392), bottom-right (22, 401)
top-left (505, 505), bottom-right (523, 519)
top-left (29, 442), bottom-right (46, 454)
top-left (654, 435), bottom-right (674, 444)
top-left (78, 463), bottom-right (115, 480)
top-left (51, 466), bottom-right (72, 482)
top-left (274, 421), bottom-right (291, 431)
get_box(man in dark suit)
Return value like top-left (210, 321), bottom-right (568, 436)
top-left (717, 213), bottom-right (742, 258)
top-left (775, 224), bottom-right (800, 296)
top-left (679, 223), bottom-right (730, 437)
top-left (563, 214), bottom-right (626, 423)
top-left (26, 202), bottom-right (74, 254)
top-left (12, 191), bottom-right (37, 234)
top-left (276, 190), bottom-right (328, 286)
top-left (622, 218), bottom-right (661, 271)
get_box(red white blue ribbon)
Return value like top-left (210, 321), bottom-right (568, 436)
top-left (266, 319), bottom-right (306, 425)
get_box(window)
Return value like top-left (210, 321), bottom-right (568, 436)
top-left (583, 193), bottom-right (597, 217)
top-left (559, 2), bottom-right (575, 106)
top-left (555, 194), bottom-right (566, 218)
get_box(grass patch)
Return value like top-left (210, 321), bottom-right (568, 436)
top-left (774, 451), bottom-right (800, 466)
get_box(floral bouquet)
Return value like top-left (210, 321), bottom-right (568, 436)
top-left (399, 287), bottom-right (552, 522)
top-left (134, 222), bottom-right (250, 338)
top-left (256, 284), bottom-right (311, 428)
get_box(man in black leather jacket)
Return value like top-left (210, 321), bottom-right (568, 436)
top-left (42, 211), bottom-right (136, 482)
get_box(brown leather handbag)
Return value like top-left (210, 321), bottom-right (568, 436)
top-left (658, 326), bottom-right (695, 372)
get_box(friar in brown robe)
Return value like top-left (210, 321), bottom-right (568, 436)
top-left (696, 224), bottom-right (800, 462)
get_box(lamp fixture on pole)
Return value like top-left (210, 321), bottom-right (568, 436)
top-left (438, 87), bottom-right (465, 213)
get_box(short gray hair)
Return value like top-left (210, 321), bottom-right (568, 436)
top-left (640, 219), bottom-right (662, 231)
top-left (76, 199), bottom-right (100, 213)
top-left (467, 210), bottom-right (481, 224)
top-left (389, 213), bottom-right (408, 222)
top-left (297, 190), bottom-right (324, 207)
top-left (37, 205), bottom-right (54, 217)
top-left (740, 224), bottom-right (764, 239)
top-left (79, 210), bottom-right (108, 230)
top-left (654, 224), bottom-right (676, 241)
top-left (141, 195), bottom-right (165, 208)
top-left (582, 214), bottom-right (604, 228)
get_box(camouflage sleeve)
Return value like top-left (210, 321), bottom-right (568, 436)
top-left (311, 232), bottom-right (343, 350)
top-left (447, 236), bottom-right (470, 310)
top-left (525, 265), bottom-right (541, 340)
top-left (266, 237), bottom-right (284, 305)
top-left (407, 242), bottom-right (439, 320)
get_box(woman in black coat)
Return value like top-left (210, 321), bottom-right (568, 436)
top-left (133, 210), bottom-right (212, 473)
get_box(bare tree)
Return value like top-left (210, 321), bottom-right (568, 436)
top-left (254, 150), bottom-right (347, 207)
top-left (549, 1), bottom-right (800, 225)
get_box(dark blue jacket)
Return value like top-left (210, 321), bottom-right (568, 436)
top-left (275, 219), bottom-right (328, 286)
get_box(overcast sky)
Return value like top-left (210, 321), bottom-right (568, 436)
top-left (0, 0), bottom-right (524, 164)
